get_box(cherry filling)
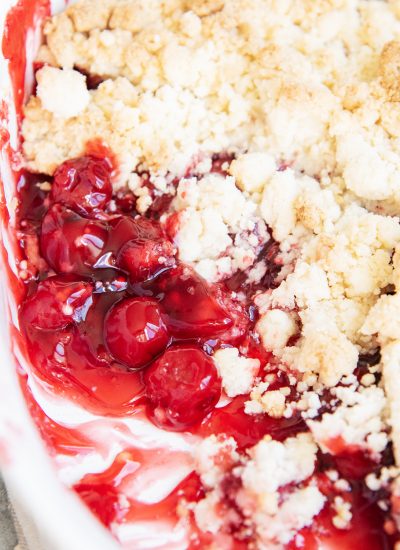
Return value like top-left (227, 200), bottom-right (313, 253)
top-left (156, 266), bottom-right (234, 338)
top-left (21, 275), bottom-right (93, 330)
top-left (15, 155), bottom-right (396, 549)
top-left (117, 237), bottom-right (175, 282)
top-left (41, 204), bottom-right (108, 275)
top-left (104, 297), bottom-right (169, 369)
top-left (51, 155), bottom-right (112, 215)
top-left (18, 156), bottom-right (236, 421)
top-left (145, 345), bottom-right (221, 430)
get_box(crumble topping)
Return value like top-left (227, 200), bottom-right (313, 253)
top-left (213, 347), bottom-right (260, 398)
top-left (36, 66), bottom-right (91, 119)
top-left (256, 309), bottom-right (298, 352)
top-left (170, 172), bottom-right (268, 281)
top-left (241, 433), bottom-right (317, 494)
top-left (308, 385), bottom-right (388, 457)
top-left (19, 0), bottom-right (400, 546)
top-left (193, 433), bottom-right (326, 546)
top-left (21, 0), bottom-right (389, 182)
top-left (245, 386), bottom-right (288, 418)
top-left (332, 496), bottom-right (353, 530)
top-left (194, 435), bottom-right (239, 488)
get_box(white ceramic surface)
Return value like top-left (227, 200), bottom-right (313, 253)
top-left (0, 1), bottom-right (118, 548)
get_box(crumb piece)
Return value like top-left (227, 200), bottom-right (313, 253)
top-left (68, 0), bottom-right (113, 32)
top-left (36, 181), bottom-right (52, 191)
top-left (332, 496), bottom-right (352, 530)
top-left (256, 309), bottom-right (298, 352)
top-left (245, 387), bottom-right (286, 418)
top-left (283, 307), bottom-right (359, 388)
top-left (193, 492), bottom-right (224, 534)
top-left (185, 0), bottom-right (224, 17)
top-left (308, 385), bottom-right (388, 457)
top-left (255, 486), bottom-right (326, 545)
top-left (213, 348), bottom-right (259, 398)
top-left (297, 391), bottom-right (322, 419)
top-left (36, 67), bottom-right (90, 119)
top-left (361, 373), bottom-right (375, 387)
top-left (240, 434), bottom-right (324, 545)
top-left (229, 153), bottom-right (276, 193)
top-left (171, 173), bottom-right (267, 281)
top-left (380, 41), bottom-right (400, 101)
top-left (194, 435), bottom-right (239, 488)
top-left (362, 293), bottom-right (400, 345)
top-left (241, 433), bottom-right (318, 496)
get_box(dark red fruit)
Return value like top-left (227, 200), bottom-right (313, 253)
top-left (40, 204), bottom-right (108, 275)
top-left (144, 345), bottom-right (221, 430)
top-left (117, 238), bottom-right (175, 282)
top-left (51, 155), bottom-right (112, 215)
top-left (157, 267), bottom-right (233, 338)
top-left (104, 297), bottom-right (169, 369)
top-left (21, 275), bottom-right (93, 330)
top-left (106, 216), bottom-right (162, 252)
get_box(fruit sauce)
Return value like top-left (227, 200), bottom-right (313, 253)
top-left (13, 153), bottom-right (396, 549)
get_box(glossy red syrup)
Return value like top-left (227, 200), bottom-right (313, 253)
top-left (200, 395), bottom-right (307, 451)
top-left (17, 157), bottom-right (241, 417)
top-left (2, 0), bottom-right (50, 121)
top-left (74, 453), bottom-right (204, 529)
top-left (20, 377), bottom-right (95, 457)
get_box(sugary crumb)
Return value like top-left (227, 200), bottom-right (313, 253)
top-left (36, 67), bottom-right (90, 119)
top-left (193, 433), bottom-right (324, 546)
top-left (256, 309), bottom-right (297, 352)
top-left (332, 496), bottom-right (352, 530)
top-left (308, 385), bottom-right (388, 458)
top-left (213, 347), bottom-right (259, 398)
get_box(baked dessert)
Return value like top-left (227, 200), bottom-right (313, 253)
top-left (10, 0), bottom-right (400, 547)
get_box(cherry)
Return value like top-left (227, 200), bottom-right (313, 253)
top-left (157, 267), bottom-right (233, 338)
top-left (144, 345), bottom-right (221, 431)
top-left (106, 216), bottom-right (162, 251)
top-left (51, 155), bottom-right (112, 215)
top-left (40, 204), bottom-right (108, 275)
top-left (104, 297), bottom-right (169, 369)
top-left (20, 275), bottom-right (93, 330)
top-left (117, 238), bottom-right (175, 282)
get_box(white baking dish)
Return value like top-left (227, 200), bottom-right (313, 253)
top-left (0, 1), bottom-right (118, 548)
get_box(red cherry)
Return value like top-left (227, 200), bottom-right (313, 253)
top-left (41, 204), bottom-right (108, 275)
top-left (107, 216), bottom-right (162, 252)
top-left (21, 275), bottom-right (93, 330)
top-left (157, 267), bottom-right (233, 338)
top-left (51, 155), bottom-right (112, 215)
top-left (144, 345), bottom-right (221, 430)
top-left (104, 297), bottom-right (169, 369)
top-left (117, 238), bottom-right (175, 282)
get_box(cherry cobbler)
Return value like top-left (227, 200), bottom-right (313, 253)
top-left (6, 0), bottom-right (400, 548)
